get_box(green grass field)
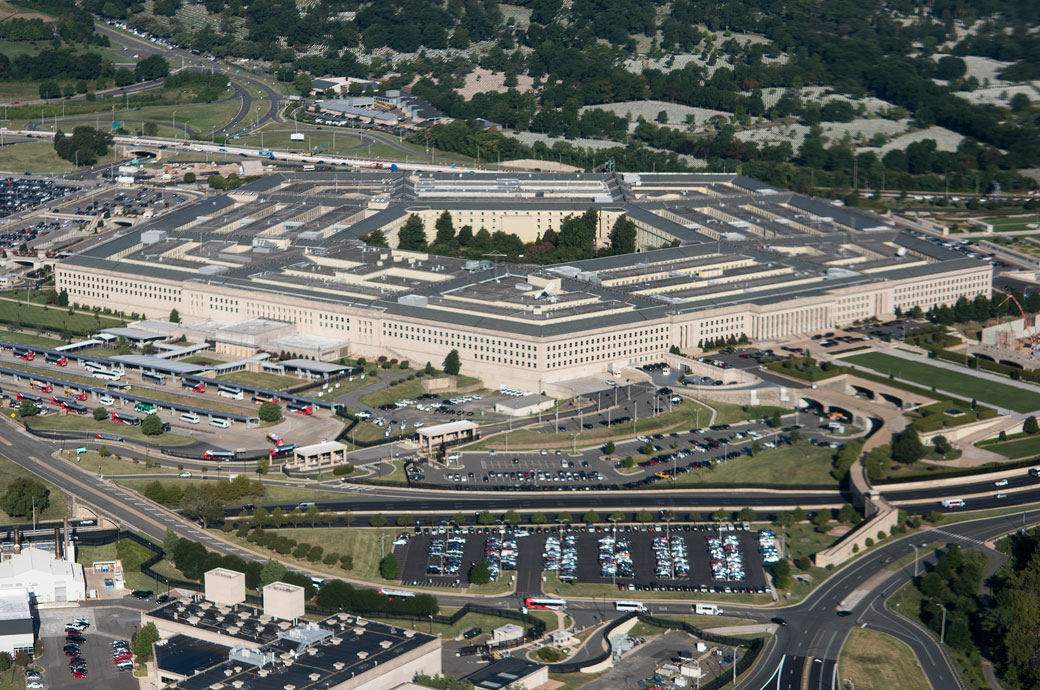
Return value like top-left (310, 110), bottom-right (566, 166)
top-left (25, 414), bottom-right (195, 445)
top-left (62, 450), bottom-right (178, 476)
top-left (118, 477), bottom-right (348, 506)
top-left (0, 299), bottom-right (123, 334)
top-left (839, 627), bottom-right (931, 690)
top-left (0, 452), bottom-right (67, 524)
top-left (75, 538), bottom-right (178, 592)
top-left (217, 370), bottom-right (305, 390)
top-left (659, 441), bottom-right (837, 488)
top-left (0, 140), bottom-right (121, 173)
top-left (0, 329), bottom-right (64, 347)
top-left (230, 129), bottom-right (364, 154)
top-left (975, 434), bottom-right (1040, 459)
top-left (844, 352), bottom-right (1040, 413)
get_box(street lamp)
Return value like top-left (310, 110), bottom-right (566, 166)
top-left (937, 603), bottom-right (947, 644)
top-left (911, 544), bottom-right (920, 578)
top-left (172, 110), bottom-right (177, 139)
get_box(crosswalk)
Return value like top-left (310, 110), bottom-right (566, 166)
top-left (930, 528), bottom-right (986, 546)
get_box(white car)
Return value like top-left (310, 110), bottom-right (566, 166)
top-left (27, 683), bottom-right (43, 689)
top-left (179, 471), bottom-right (192, 478)
top-left (995, 479), bottom-right (1009, 487)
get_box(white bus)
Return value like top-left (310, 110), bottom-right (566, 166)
top-left (217, 385), bottom-right (243, 400)
top-left (694, 603), bottom-right (723, 616)
top-left (941, 498), bottom-right (965, 508)
top-left (92, 370), bottom-right (122, 381)
top-left (614, 601), bottom-right (646, 612)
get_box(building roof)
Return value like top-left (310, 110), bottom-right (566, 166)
top-left (416, 420), bottom-right (478, 436)
top-left (294, 441), bottom-right (348, 456)
top-left (277, 358), bottom-right (352, 374)
top-left (0, 589), bottom-right (30, 622)
top-left (155, 634), bottom-right (230, 678)
top-left (496, 393), bottom-right (550, 409)
top-left (98, 327), bottom-right (168, 342)
top-left (108, 354), bottom-right (210, 375)
top-left (464, 656), bottom-right (545, 690)
top-left (0, 547), bottom-right (83, 586)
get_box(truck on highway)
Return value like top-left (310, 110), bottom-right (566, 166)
top-left (941, 498), bottom-right (965, 508)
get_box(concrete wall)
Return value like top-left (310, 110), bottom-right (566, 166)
top-left (813, 505), bottom-right (899, 568)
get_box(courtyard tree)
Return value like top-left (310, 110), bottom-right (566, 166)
top-left (443, 349), bottom-right (461, 376)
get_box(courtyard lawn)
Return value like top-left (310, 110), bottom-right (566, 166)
top-left (839, 628), bottom-right (931, 690)
top-left (217, 370), bottom-right (306, 390)
top-left (75, 539), bottom-right (175, 593)
top-left (360, 380), bottom-right (428, 408)
top-left (701, 400), bottom-right (793, 427)
top-left (658, 441), bottom-right (837, 488)
top-left (0, 452), bottom-right (67, 524)
top-left (843, 352), bottom-right (1040, 413)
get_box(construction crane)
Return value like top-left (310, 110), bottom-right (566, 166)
top-left (997, 293), bottom-right (1040, 355)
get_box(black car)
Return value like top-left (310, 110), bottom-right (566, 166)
top-left (66, 635), bottom-right (86, 643)
top-left (130, 590), bottom-right (154, 600)
top-left (771, 617), bottom-right (788, 626)
top-left (836, 610), bottom-right (852, 617)
top-left (462, 627), bottom-right (482, 639)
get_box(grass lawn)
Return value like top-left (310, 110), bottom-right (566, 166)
top-left (347, 420), bottom-right (391, 444)
top-left (75, 539), bottom-right (170, 592)
top-left (117, 478), bottom-right (348, 507)
top-left (0, 452), bottom-right (67, 524)
top-left (655, 441), bottom-right (837, 488)
top-left (25, 414), bottom-right (195, 446)
top-left (700, 400), bottom-right (793, 427)
top-left (0, 140), bottom-right (119, 173)
top-left (839, 627), bottom-right (932, 690)
top-left (542, 572), bottom-right (773, 605)
top-left (975, 433), bottom-right (1040, 459)
top-left (217, 370), bottom-right (305, 390)
top-left (778, 523), bottom-right (843, 561)
top-left (547, 671), bottom-right (608, 690)
top-left (360, 380), bottom-right (429, 408)
top-left (844, 352), bottom-right (1040, 413)
top-left (0, 667), bottom-right (24, 690)
top-left (230, 129), bottom-right (364, 155)
top-left (467, 578), bottom-right (514, 595)
top-left (886, 584), bottom-right (986, 690)
top-left (218, 527), bottom-right (404, 583)
top-left (477, 400), bottom-right (722, 450)
top-left (184, 356), bottom-right (223, 365)
top-left (0, 329), bottom-right (64, 347)
top-left (0, 299), bottom-right (123, 335)
top-left (127, 100), bottom-right (243, 138)
top-left (61, 450), bottom-right (178, 476)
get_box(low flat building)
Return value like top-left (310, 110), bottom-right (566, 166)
top-left (416, 420), bottom-right (478, 453)
top-left (154, 634), bottom-right (230, 687)
top-left (463, 657), bottom-right (548, 690)
top-left (287, 441), bottom-right (350, 472)
top-left (0, 589), bottom-right (32, 657)
top-left (495, 393), bottom-right (554, 417)
top-left (0, 546), bottom-right (86, 603)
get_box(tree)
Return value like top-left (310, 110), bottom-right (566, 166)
top-left (97, 444), bottom-right (110, 457)
top-left (396, 513), bottom-right (415, 527)
top-left (477, 510), bottom-right (494, 525)
top-left (379, 552), bottom-right (399, 579)
top-left (775, 511), bottom-right (794, 528)
top-left (363, 228), bottom-right (389, 247)
top-left (135, 54), bottom-right (169, 81)
top-left (0, 477), bottom-right (49, 518)
top-left (143, 121), bottom-right (159, 137)
top-left (163, 527), bottom-right (180, 556)
top-left (769, 410), bottom-right (782, 428)
top-left (434, 211), bottom-right (455, 245)
top-left (179, 487), bottom-right (224, 524)
top-left (712, 508), bottom-right (729, 522)
top-left (607, 215), bottom-right (636, 254)
top-left (182, 172), bottom-right (196, 184)
top-left (503, 509), bottom-right (520, 525)
top-left (531, 512), bottom-right (547, 524)
top-left (258, 402), bottom-right (282, 422)
top-left (933, 435), bottom-right (952, 457)
top-left (556, 511), bottom-right (572, 524)
top-left (451, 512), bottom-right (466, 526)
top-left (469, 560), bottom-right (492, 585)
top-left (771, 559), bottom-right (792, 589)
top-left (793, 507), bottom-right (806, 522)
top-left (1025, 416), bottom-right (1039, 435)
top-left (17, 400), bottom-right (37, 418)
top-left (443, 349), bottom-right (461, 376)
top-left (737, 507), bottom-right (756, 522)
top-left (57, 289), bottom-right (69, 307)
top-left (132, 621), bottom-right (160, 662)
top-left (609, 511), bottom-right (625, 523)
top-left (169, 308), bottom-right (181, 323)
top-left (53, 126), bottom-right (112, 166)
top-left (256, 457), bottom-right (269, 475)
top-left (892, 428), bottom-right (925, 464)
top-left (141, 413), bottom-right (163, 436)
top-left (635, 509), bottom-right (653, 522)
top-left (93, 406), bottom-right (108, 421)
top-left (603, 441), bottom-right (615, 455)
top-left (812, 510), bottom-right (831, 533)
top-left (0, 651), bottom-right (11, 672)
top-left (838, 503), bottom-right (859, 523)
top-left (260, 558), bottom-right (288, 587)
top-left (582, 510), bottom-right (599, 524)
top-left (293, 73), bottom-right (312, 95)
top-left (397, 214), bottom-right (427, 250)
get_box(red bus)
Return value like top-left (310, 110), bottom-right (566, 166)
top-left (524, 597), bottom-right (566, 611)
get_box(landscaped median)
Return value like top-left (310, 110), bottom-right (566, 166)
top-left (839, 628), bottom-right (931, 690)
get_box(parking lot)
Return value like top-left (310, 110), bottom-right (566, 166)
top-left (396, 525), bottom-right (769, 594)
top-left (36, 604), bottom-right (142, 690)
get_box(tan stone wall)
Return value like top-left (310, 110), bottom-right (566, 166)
top-left (813, 506), bottom-right (899, 568)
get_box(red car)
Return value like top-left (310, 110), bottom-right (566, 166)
top-left (72, 669), bottom-right (87, 678)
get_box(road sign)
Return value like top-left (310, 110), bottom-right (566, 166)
top-left (76, 447), bottom-right (87, 454)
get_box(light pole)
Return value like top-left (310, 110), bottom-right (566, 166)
top-left (911, 544), bottom-right (920, 578)
top-left (938, 603), bottom-right (947, 644)
top-left (172, 111), bottom-right (177, 139)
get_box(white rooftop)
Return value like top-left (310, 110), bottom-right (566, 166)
top-left (295, 441), bottom-right (348, 455)
top-left (0, 588), bottom-right (29, 621)
top-left (416, 420), bottom-right (478, 436)
top-left (0, 547), bottom-right (81, 584)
